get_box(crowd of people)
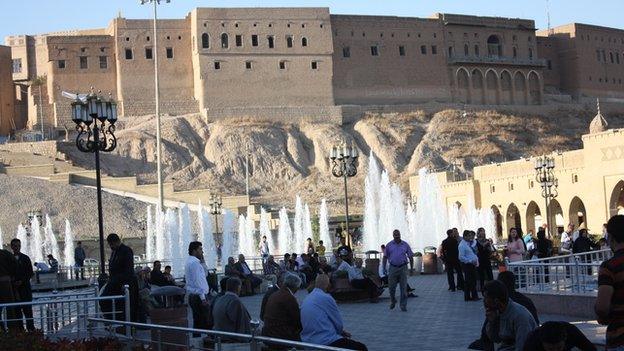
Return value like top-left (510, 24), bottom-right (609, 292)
top-left (1, 214), bottom-right (623, 351)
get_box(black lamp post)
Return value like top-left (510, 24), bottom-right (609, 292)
top-left (209, 193), bottom-right (223, 238)
top-left (534, 155), bottom-right (558, 239)
top-left (329, 143), bottom-right (358, 247)
top-left (71, 89), bottom-right (117, 286)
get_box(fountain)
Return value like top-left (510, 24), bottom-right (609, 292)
top-left (63, 219), bottom-right (75, 267)
top-left (43, 215), bottom-right (60, 262)
top-left (259, 207), bottom-right (273, 254)
top-left (221, 209), bottom-right (236, 266)
top-left (155, 207), bottom-right (165, 262)
top-left (16, 225), bottom-right (28, 258)
top-left (177, 204), bottom-right (192, 277)
top-left (244, 214), bottom-right (256, 257)
top-left (303, 204), bottom-right (313, 245)
top-left (0, 226), bottom-right (3, 249)
top-left (145, 206), bottom-right (155, 262)
top-left (293, 196), bottom-right (304, 254)
top-left (363, 153), bottom-right (381, 251)
top-left (31, 215), bottom-right (44, 263)
top-left (277, 207), bottom-right (293, 255)
top-left (164, 208), bottom-right (178, 273)
top-left (319, 199), bottom-right (332, 250)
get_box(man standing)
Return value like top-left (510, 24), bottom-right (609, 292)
top-left (596, 215), bottom-right (624, 350)
top-left (459, 230), bottom-right (480, 301)
top-left (0, 247), bottom-right (17, 331)
top-left (300, 274), bottom-right (368, 350)
top-left (483, 280), bottom-right (536, 351)
top-left (316, 240), bottom-right (326, 256)
top-left (212, 277), bottom-right (251, 334)
top-left (441, 229), bottom-right (464, 292)
top-left (185, 241), bottom-right (211, 332)
top-left (382, 229), bottom-right (415, 311)
top-left (74, 241), bottom-right (86, 280)
top-left (560, 224), bottom-right (574, 254)
top-left (101, 233), bottom-right (138, 321)
top-left (11, 238), bottom-right (34, 331)
top-left (259, 235), bottom-right (270, 263)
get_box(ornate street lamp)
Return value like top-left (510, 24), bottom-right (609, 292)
top-left (209, 194), bottom-right (223, 237)
top-left (534, 155), bottom-right (558, 239)
top-left (71, 89), bottom-right (118, 286)
top-left (329, 143), bottom-right (358, 247)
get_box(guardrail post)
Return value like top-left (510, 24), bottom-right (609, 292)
top-left (250, 319), bottom-right (260, 351)
top-left (123, 284), bottom-right (131, 337)
top-left (573, 257), bottom-right (580, 293)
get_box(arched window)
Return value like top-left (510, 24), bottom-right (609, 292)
top-left (201, 33), bottom-right (209, 49)
top-left (448, 46), bottom-right (454, 57)
top-left (301, 37), bottom-right (308, 47)
top-left (474, 45), bottom-right (480, 57)
top-left (464, 44), bottom-right (469, 56)
top-left (513, 47), bottom-right (518, 58)
top-left (286, 36), bottom-right (293, 48)
top-left (529, 48), bottom-right (533, 60)
top-left (487, 35), bottom-right (502, 57)
top-left (221, 33), bottom-right (229, 49)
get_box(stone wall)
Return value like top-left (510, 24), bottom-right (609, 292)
top-left (0, 140), bottom-right (61, 159)
top-left (204, 105), bottom-right (347, 124)
top-left (0, 45), bottom-right (15, 135)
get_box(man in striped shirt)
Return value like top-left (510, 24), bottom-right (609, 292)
top-left (596, 215), bottom-right (624, 350)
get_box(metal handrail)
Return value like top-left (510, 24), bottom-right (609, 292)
top-left (88, 317), bottom-right (350, 351)
top-left (0, 294), bottom-right (125, 308)
top-left (507, 248), bottom-right (611, 264)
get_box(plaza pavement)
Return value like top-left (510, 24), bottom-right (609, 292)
top-left (240, 273), bottom-right (605, 351)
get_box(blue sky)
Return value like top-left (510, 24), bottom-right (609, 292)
top-left (1, 1), bottom-right (622, 40)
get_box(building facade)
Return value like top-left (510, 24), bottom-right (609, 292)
top-left (0, 45), bottom-right (17, 136)
top-left (409, 111), bottom-right (624, 239)
top-left (3, 8), bottom-right (624, 135)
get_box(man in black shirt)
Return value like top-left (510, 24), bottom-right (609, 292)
top-left (150, 260), bottom-right (174, 287)
top-left (441, 229), bottom-right (464, 291)
top-left (0, 247), bottom-right (18, 331)
top-left (100, 233), bottom-right (138, 321)
top-left (11, 238), bottom-right (34, 331)
top-left (336, 236), bottom-right (353, 264)
top-left (523, 321), bottom-right (596, 351)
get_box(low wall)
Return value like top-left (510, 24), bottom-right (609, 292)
top-left (204, 105), bottom-right (348, 125)
top-left (0, 140), bottom-right (61, 159)
top-left (525, 292), bottom-right (596, 319)
top-left (0, 164), bottom-right (55, 177)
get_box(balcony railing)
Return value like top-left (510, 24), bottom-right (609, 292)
top-left (448, 55), bottom-right (547, 67)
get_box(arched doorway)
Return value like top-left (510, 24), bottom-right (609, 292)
top-left (491, 205), bottom-right (503, 240)
top-left (485, 70), bottom-right (499, 105)
top-left (610, 180), bottom-right (624, 216)
top-left (549, 199), bottom-right (564, 235)
top-left (514, 72), bottom-right (527, 105)
top-left (506, 203), bottom-right (522, 235)
top-left (487, 35), bottom-right (502, 57)
top-left (568, 197), bottom-right (587, 229)
top-left (456, 68), bottom-right (470, 104)
top-left (528, 71), bottom-right (541, 105)
top-left (500, 70), bottom-right (513, 104)
top-left (525, 201), bottom-right (542, 235)
top-left (472, 69), bottom-right (485, 104)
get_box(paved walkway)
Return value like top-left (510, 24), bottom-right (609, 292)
top-left (240, 273), bottom-right (605, 351)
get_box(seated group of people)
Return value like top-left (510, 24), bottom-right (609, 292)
top-left (469, 271), bottom-right (596, 351)
top-left (223, 254), bottom-right (266, 296)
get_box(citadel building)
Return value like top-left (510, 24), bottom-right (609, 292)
top-left (1, 8), bottom-right (624, 136)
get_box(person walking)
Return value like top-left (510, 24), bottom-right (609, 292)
top-left (185, 241), bottom-right (211, 332)
top-left (74, 241), bottom-right (86, 280)
top-left (382, 229), bottom-right (415, 311)
top-left (10, 238), bottom-right (34, 331)
top-left (441, 229), bottom-right (464, 291)
top-left (476, 228), bottom-right (494, 292)
top-left (459, 230), bottom-right (480, 301)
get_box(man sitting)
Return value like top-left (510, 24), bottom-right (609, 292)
top-left (212, 277), bottom-right (251, 335)
top-left (483, 280), bottom-right (536, 351)
top-left (47, 254), bottom-right (59, 273)
top-left (262, 273), bottom-right (303, 348)
top-left (336, 257), bottom-right (381, 303)
top-left (234, 254), bottom-right (262, 294)
top-left (263, 255), bottom-right (282, 286)
top-left (523, 321), bottom-right (596, 351)
top-left (163, 265), bottom-right (174, 284)
top-left (301, 274), bottom-right (368, 350)
top-left (150, 260), bottom-right (175, 287)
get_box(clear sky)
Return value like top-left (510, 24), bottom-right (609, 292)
top-left (1, 0), bottom-right (622, 40)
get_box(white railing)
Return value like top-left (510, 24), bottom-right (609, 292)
top-left (506, 249), bottom-right (612, 295)
top-left (0, 285), bottom-right (130, 336)
top-left (88, 317), bottom-right (351, 351)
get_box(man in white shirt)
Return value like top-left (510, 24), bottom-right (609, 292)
top-left (459, 231), bottom-right (480, 302)
top-left (259, 236), bottom-right (270, 263)
top-left (185, 241), bottom-right (211, 332)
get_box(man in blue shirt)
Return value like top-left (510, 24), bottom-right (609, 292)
top-left (300, 274), bottom-right (368, 350)
top-left (459, 230), bottom-right (480, 301)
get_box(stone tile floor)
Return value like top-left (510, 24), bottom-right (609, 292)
top-left (239, 273), bottom-right (605, 351)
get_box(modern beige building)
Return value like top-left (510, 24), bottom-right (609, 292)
top-left (3, 8), bottom-right (624, 137)
top-left (410, 109), bottom-right (624, 238)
